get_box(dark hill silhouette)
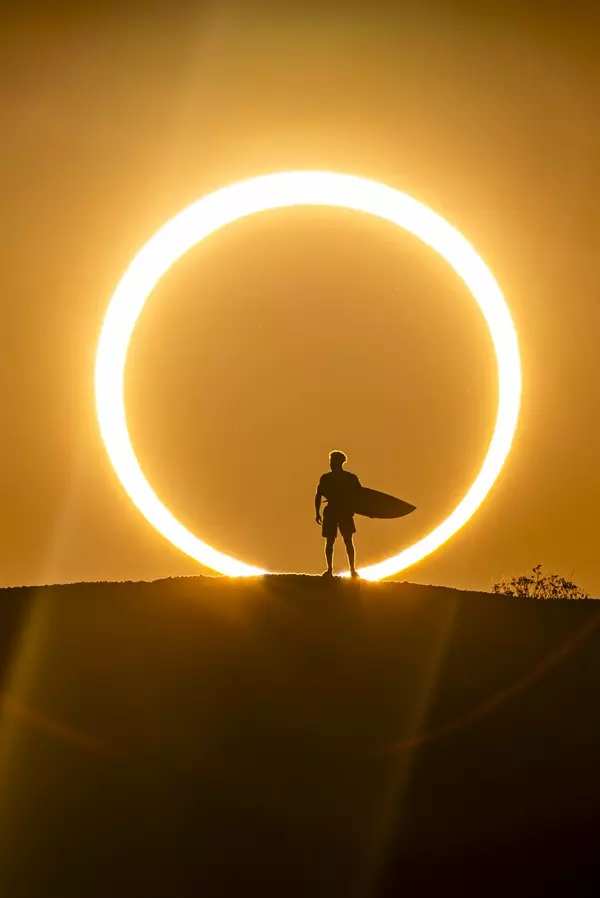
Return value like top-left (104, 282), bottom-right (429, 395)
top-left (1, 575), bottom-right (599, 897)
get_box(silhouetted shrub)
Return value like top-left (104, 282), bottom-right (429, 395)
top-left (493, 563), bottom-right (588, 599)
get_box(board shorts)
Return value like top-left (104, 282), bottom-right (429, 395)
top-left (322, 506), bottom-right (356, 540)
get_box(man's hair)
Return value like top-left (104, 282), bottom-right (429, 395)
top-left (329, 450), bottom-right (347, 467)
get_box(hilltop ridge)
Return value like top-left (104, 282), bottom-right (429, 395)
top-left (1, 574), bottom-right (599, 896)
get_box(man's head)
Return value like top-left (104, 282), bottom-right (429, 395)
top-left (329, 450), bottom-right (347, 471)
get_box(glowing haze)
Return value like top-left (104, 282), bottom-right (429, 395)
top-left (95, 171), bottom-right (521, 579)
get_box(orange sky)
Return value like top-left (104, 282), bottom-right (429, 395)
top-left (1, 3), bottom-right (599, 592)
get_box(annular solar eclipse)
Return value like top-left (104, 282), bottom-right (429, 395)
top-left (95, 171), bottom-right (521, 580)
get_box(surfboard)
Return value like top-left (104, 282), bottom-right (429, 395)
top-left (353, 487), bottom-right (416, 520)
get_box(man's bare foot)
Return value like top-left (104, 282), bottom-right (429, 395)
top-left (350, 570), bottom-right (360, 579)
top-left (322, 569), bottom-right (334, 578)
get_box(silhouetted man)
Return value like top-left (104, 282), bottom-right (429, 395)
top-left (315, 450), bottom-right (361, 578)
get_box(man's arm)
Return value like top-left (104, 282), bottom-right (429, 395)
top-left (315, 479), bottom-right (323, 524)
top-left (352, 474), bottom-right (362, 507)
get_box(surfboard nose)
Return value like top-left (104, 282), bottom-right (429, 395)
top-left (353, 487), bottom-right (417, 519)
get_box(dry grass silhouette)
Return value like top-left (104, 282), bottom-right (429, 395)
top-left (493, 563), bottom-right (588, 599)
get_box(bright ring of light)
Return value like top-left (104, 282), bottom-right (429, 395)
top-left (95, 171), bottom-right (521, 580)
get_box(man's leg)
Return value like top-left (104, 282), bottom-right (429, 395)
top-left (324, 536), bottom-right (335, 575)
top-left (343, 535), bottom-right (358, 577)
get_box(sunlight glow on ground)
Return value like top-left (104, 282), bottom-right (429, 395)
top-left (95, 171), bottom-right (521, 580)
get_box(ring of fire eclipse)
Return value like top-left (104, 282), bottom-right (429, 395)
top-left (95, 171), bottom-right (521, 580)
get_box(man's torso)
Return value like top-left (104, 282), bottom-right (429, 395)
top-left (319, 470), bottom-right (361, 517)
